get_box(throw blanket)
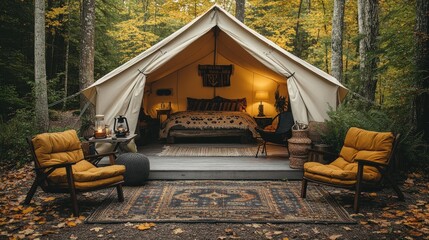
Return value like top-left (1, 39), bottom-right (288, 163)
top-left (159, 111), bottom-right (259, 139)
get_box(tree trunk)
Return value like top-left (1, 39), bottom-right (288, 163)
top-left (358, 0), bottom-right (379, 102)
top-left (63, 37), bottom-right (69, 110)
top-left (34, 0), bottom-right (49, 132)
top-left (415, 0), bottom-right (429, 142)
top-left (331, 0), bottom-right (345, 82)
top-left (235, 0), bottom-right (245, 23)
top-left (79, 0), bottom-right (95, 119)
top-left (293, 0), bottom-right (304, 58)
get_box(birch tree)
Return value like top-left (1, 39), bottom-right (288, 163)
top-left (34, 0), bottom-right (49, 132)
top-left (79, 0), bottom-right (95, 119)
top-left (358, 0), bottom-right (380, 102)
top-left (331, 0), bottom-right (345, 83)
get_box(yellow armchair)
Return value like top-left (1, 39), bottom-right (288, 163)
top-left (301, 127), bottom-right (404, 213)
top-left (24, 130), bottom-right (126, 216)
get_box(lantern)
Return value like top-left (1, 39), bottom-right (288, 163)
top-left (94, 115), bottom-right (107, 139)
top-left (114, 115), bottom-right (129, 138)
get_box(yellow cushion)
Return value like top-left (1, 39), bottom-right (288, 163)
top-left (73, 165), bottom-right (126, 182)
top-left (74, 175), bottom-right (124, 190)
top-left (32, 130), bottom-right (84, 168)
top-left (53, 175), bottom-right (124, 190)
top-left (304, 127), bottom-right (394, 184)
top-left (340, 127), bottom-right (394, 164)
top-left (48, 160), bottom-right (125, 183)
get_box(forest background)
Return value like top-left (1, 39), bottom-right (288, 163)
top-left (0, 0), bottom-right (428, 167)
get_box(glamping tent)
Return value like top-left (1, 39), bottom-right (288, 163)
top-left (82, 4), bottom-right (348, 145)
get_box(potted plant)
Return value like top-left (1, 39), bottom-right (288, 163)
top-left (274, 85), bottom-right (288, 113)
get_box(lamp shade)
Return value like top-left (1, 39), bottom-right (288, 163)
top-left (255, 91), bottom-right (269, 100)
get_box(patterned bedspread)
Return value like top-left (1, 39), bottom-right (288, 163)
top-left (159, 111), bottom-right (259, 139)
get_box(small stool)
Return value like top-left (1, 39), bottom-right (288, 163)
top-left (115, 153), bottom-right (150, 186)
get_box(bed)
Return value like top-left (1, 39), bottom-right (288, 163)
top-left (159, 96), bottom-right (259, 143)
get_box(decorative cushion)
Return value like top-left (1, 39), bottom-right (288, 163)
top-left (32, 130), bottom-right (84, 168)
top-left (304, 127), bottom-right (394, 185)
top-left (186, 97), bottom-right (247, 111)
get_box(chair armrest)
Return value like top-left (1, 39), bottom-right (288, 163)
top-left (35, 161), bottom-right (76, 171)
top-left (34, 162), bottom-right (76, 180)
top-left (355, 159), bottom-right (388, 168)
top-left (308, 148), bottom-right (338, 158)
top-left (85, 151), bottom-right (117, 160)
top-left (86, 152), bottom-right (117, 166)
top-left (307, 149), bottom-right (338, 164)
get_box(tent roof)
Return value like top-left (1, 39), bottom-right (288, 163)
top-left (83, 4), bottom-right (347, 101)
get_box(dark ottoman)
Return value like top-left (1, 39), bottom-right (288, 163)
top-left (115, 153), bottom-right (150, 186)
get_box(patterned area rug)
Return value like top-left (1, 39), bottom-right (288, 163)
top-left (86, 181), bottom-right (355, 224)
top-left (156, 144), bottom-right (258, 157)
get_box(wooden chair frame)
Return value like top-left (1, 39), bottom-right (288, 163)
top-left (301, 134), bottom-right (405, 213)
top-left (24, 136), bottom-right (124, 217)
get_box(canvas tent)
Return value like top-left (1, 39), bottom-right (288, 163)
top-left (82, 4), bottom-right (348, 146)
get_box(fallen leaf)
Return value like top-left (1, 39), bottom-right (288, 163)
top-left (342, 226), bottom-right (352, 231)
top-left (225, 228), bottom-right (234, 235)
top-left (329, 234), bottom-right (342, 240)
top-left (173, 228), bottom-right (184, 234)
top-left (124, 222), bottom-right (134, 227)
top-left (90, 227), bottom-right (103, 232)
top-left (251, 223), bottom-right (262, 228)
top-left (66, 221), bottom-right (77, 227)
top-left (22, 207), bottom-right (34, 214)
top-left (19, 228), bottom-right (34, 235)
top-left (42, 197), bottom-right (56, 202)
top-left (136, 223), bottom-right (155, 231)
top-left (55, 223), bottom-right (65, 228)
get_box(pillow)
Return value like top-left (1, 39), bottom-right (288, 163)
top-left (186, 97), bottom-right (247, 111)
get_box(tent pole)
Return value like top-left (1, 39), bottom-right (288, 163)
top-left (213, 27), bottom-right (219, 97)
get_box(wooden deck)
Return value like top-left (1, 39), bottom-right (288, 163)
top-left (138, 143), bottom-right (303, 180)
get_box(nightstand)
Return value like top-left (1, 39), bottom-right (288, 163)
top-left (156, 109), bottom-right (171, 126)
top-left (253, 116), bottom-right (273, 128)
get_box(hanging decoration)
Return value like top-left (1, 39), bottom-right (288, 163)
top-left (198, 64), bottom-right (233, 87)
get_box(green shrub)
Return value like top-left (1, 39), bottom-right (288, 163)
top-left (0, 109), bottom-right (36, 166)
top-left (49, 109), bottom-right (60, 121)
top-left (321, 100), bottom-right (429, 169)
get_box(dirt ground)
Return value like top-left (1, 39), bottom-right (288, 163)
top-left (0, 163), bottom-right (428, 240)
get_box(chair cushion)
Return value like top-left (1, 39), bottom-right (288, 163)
top-left (48, 160), bottom-right (125, 184)
top-left (339, 127), bottom-right (394, 164)
top-left (32, 130), bottom-right (84, 168)
top-left (53, 175), bottom-right (124, 190)
top-left (304, 160), bottom-right (381, 185)
top-left (304, 127), bottom-right (394, 185)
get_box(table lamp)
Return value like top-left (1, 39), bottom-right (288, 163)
top-left (255, 91), bottom-right (268, 117)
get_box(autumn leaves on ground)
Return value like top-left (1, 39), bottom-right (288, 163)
top-left (1, 163), bottom-right (429, 240)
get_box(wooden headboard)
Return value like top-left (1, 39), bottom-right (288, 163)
top-left (186, 96), bottom-right (247, 112)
